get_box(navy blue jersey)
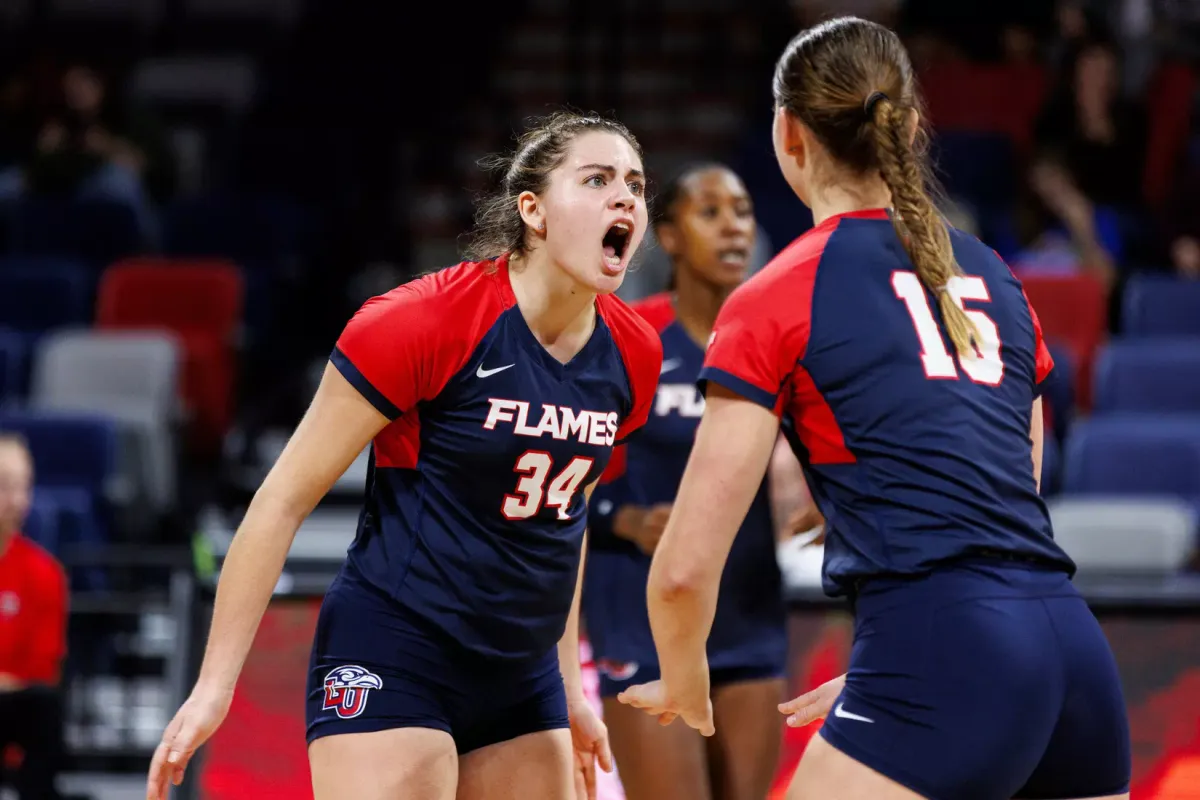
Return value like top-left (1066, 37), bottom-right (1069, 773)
top-left (585, 293), bottom-right (786, 670)
top-left (332, 256), bottom-right (662, 660)
top-left (699, 209), bottom-right (1074, 597)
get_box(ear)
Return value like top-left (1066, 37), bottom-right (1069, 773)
top-left (777, 106), bottom-right (808, 171)
top-left (517, 190), bottom-right (545, 234)
top-left (906, 108), bottom-right (921, 147)
top-left (656, 222), bottom-right (682, 258)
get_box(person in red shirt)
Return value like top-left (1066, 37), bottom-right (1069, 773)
top-left (0, 432), bottom-right (69, 800)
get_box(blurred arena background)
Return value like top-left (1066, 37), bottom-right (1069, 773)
top-left (0, 0), bottom-right (1198, 797)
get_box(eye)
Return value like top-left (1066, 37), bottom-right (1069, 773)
top-left (585, 174), bottom-right (606, 188)
top-left (628, 180), bottom-right (645, 195)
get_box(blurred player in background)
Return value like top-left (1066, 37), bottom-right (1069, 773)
top-left (584, 164), bottom-right (809, 800)
top-left (0, 433), bottom-right (69, 800)
top-left (620, 16), bottom-right (1131, 800)
top-left (148, 111), bottom-right (663, 800)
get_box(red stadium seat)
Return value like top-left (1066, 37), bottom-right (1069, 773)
top-left (1143, 61), bottom-right (1197, 208)
top-left (1020, 273), bottom-right (1108, 412)
top-left (95, 258), bottom-right (244, 453)
top-left (919, 61), bottom-right (1048, 152)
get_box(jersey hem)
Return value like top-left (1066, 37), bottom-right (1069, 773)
top-left (330, 346), bottom-right (402, 420)
top-left (697, 366), bottom-right (778, 411)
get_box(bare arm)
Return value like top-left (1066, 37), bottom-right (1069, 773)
top-left (196, 363), bottom-right (390, 692)
top-left (558, 481), bottom-right (598, 704)
top-left (647, 385), bottom-right (780, 690)
top-left (767, 434), bottom-right (821, 543)
top-left (1030, 397), bottom-right (1044, 494)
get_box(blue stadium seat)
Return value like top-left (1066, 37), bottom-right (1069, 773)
top-left (23, 494), bottom-right (61, 555)
top-left (1063, 416), bottom-right (1200, 499)
top-left (1093, 339), bottom-right (1200, 414)
top-left (1121, 274), bottom-right (1200, 337)
top-left (0, 410), bottom-right (118, 518)
top-left (0, 258), bottom-right (92, 337)
top-left (7, 195), bottom-right (145, 267)
top-left (36, 485), bottom-right (108, 592)
top-left (0, 329), bottom-right (26, 406)
top-left (162, 191), bottom-right (311, 265)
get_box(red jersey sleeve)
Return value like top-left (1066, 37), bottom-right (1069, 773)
top-left (1026, 293), bottom-right (1055, 389)
top-left (600, 295), bottom-right (664, 445)
top-left (13, 545), bottom-right (68, 684)
top-left (331, 284), bottom-right (443, 420)
top-left (699, 273), bottom-right (812, 415)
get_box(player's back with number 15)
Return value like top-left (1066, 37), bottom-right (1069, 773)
top-left (718, 209), bottom-right (1073, 591)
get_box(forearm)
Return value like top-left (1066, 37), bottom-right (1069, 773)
top-left (195, 493), bottom-right (305, 692)
top-left (557, 531), bottom-right (589, 703)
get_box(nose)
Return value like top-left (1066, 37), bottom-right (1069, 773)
top-left (610, 182), bottom-right (638, 210)
top-left (722, 208), bottom-right (753, 236)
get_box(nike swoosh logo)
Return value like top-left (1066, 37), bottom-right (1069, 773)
top-left (660, 358), bottom-right (682, 375)
top-left (476, 363), bottom-right (515, 378)
top-left (833, 702), bottom-right (874, 723)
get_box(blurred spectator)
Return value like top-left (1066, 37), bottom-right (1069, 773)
top-left (1020, 36), bottom-right (1149, 284)
top-left (0, 60), bottom-right (174, 241)
top-left (1160, 138), bottom-right (1200, 278)
top-left (0, 433), bottom-right (68, 800)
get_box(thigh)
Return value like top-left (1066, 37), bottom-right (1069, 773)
top-left (819, 575), bottom-right (1064, 800)
top-left (456, 729), bottom-right (573, 800)
top-left (788, 734), bottom-right (924, 800)
top-left (306, 574), bottom-right (459, 744)
top-left (708, 675), bottom-right (786, 800)
top-left (601, 697), bottom-right (712, 800)
top-left (1015, 597), bottom-right (1131, 800)
top-left (309, 727), bottom-right (457, 800)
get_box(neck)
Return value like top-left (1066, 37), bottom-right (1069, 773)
top-left (809, 175), bottom-right (893, 227)
top-left (508, 251), bottom-right (597, 347)
top-left (673, 266), bottom-right (731, 346)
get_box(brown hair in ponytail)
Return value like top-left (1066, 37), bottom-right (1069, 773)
top-left (772, 16), bottom-right (979, 356)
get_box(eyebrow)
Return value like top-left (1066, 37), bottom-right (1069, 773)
top-left (578, 163), bottom-right (646, 181)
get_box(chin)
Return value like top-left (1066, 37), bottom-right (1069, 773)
top-left (588, 270), bottom-right (626, 296)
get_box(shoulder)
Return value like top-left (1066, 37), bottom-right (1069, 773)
top-left (598, 293), bottom-right (664, 397)
top-left (947, 226), bottom-right (1020, 287)
top-left (598, 292), bottom-right (664, 361)
top-left (723, 223), bottom-right (831, 317)
top-left (14, 537), bottom-right (66, 588)
top-left (627, 292), bottom-right (676, 334)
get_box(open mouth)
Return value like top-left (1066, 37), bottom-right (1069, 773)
top-left (602, 221), bottom-right (633, 270)
top-left (717, 247), bottom-right (750, 268)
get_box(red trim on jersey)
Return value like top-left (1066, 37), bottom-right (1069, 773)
top-left (701, 220), bottom-right (835, 408)
top-left (785, 365), bottom-right (855, 464)
top-left (598, 293), bottom-right (664, 444)
top-left (599, 444), bottom-right (627, 483)
top-left (630, 292), bottom-right (676, 333)
top-left (337, 258), bottom-right (516, 469)
top-left (996, 251), bottom-right (1055, 386)
top-left (0, 536), bottom-right (68, 685)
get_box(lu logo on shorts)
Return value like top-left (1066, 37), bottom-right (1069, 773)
top-left (322, 665), bottom-right (384, 719)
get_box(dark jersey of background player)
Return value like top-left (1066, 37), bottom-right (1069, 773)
top-left (586, 293), bottom-right (785, 669)
top-left (701, 208), bottom-right (1071, 593)
top-left (584, 164), bottom-right (789, 800)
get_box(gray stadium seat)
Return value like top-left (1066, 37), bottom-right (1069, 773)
top-left (1048, 497), bottom-right (1197, 574)
top-left (29, 329), bottom-right (182, 517)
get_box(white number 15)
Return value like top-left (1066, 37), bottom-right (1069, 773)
top-left (891, 271), bottom-right (1004, 386)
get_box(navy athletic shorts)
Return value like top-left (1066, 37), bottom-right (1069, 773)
top-left (305, 565), bottom-right (569, 754)
top-left (819, 559), bottom-right (1131, 800)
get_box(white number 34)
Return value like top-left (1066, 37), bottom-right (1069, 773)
top-left (892, 271), bottom-right (1004, 386)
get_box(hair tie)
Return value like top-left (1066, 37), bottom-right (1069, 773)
top-left (864, 91), bottom-right (889, 118)
top-left (936, 284), bottom-right (952, 294)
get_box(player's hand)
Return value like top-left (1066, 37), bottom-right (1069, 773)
top-left (617, 680), bottom-right (715, 736)
top-left (615, 504), bottom-right (673, 555)
top-left (146, 684), bottom-right (234, 799)
top-left (786, 506), bottom-right (825, 542)
top-left (778, 673), bottom-right (845, 727)
top-left (567, 697), bottom-right (614, 800)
